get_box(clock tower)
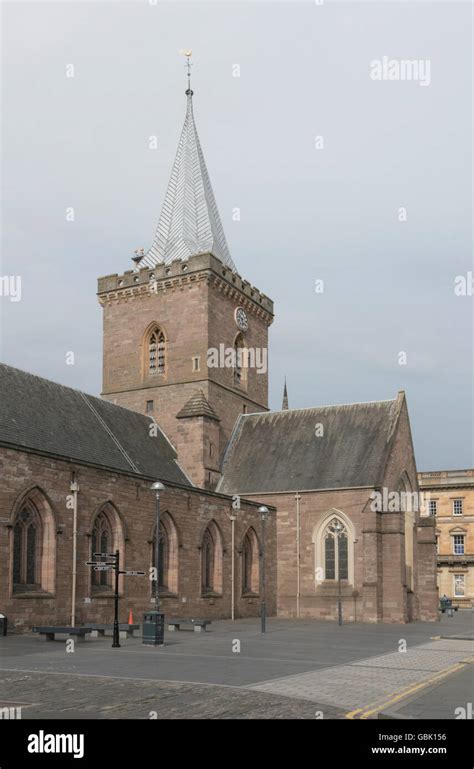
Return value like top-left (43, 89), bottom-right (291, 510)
top-left (98, 76), bottom-right (273, 489)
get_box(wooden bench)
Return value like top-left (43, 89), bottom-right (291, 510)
top-left (32, 626), bottom-right (92, 642)
top-left (89, 623), bottom-right (139, 639)
top-left (167, 619), bottom-right (211, 633)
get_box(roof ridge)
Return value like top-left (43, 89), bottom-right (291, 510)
top-left (240, 398), bottom-right (397, 419)
top-left (79, 392), bottom-right (140, 474)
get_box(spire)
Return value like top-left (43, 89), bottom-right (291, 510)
top-left (137, 53), bottom-right (236, 272)
top-left (282, 377), bottom-right (289, 410)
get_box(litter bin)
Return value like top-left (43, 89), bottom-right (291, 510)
top-left (0, 614), bottom-right (7, 637)
top-left (142, 611), bottom-right (164, 646)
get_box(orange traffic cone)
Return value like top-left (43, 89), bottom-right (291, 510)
top-left (128, 609), bottom-right (133, 625)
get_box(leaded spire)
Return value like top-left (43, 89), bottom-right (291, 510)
top-left (137, 78), bottom-right (236, 271)
top-left (282, 378), bottom-right (289, 410)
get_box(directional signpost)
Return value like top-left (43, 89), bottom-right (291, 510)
top-left (84, 551), bottom-right (145, 648)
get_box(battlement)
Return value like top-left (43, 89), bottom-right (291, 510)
top-left (97, 252), bottom-right (274, 318)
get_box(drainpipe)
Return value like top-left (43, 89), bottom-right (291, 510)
top-left (295, 492), bottom-right (301, 618)
top-left (70, 476), bottom-right (79, 628)
top-left (230, 514), bottom-right (236, 620)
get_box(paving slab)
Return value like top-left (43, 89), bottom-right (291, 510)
top-left (250, 640), bottom-right (474, 712)
top-left (0, 671), bottom-right (345, 719)
top-left (0, 614), bottom-right (472, 719)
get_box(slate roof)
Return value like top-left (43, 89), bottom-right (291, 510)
top-left (176, 390), bottom-right (220, 421)
top-left (217, 397), bottom-right (404, 494)
top-left (0, 363), bottom-right (191, 485)
top-left (136, 91), bottom-right (236, 271)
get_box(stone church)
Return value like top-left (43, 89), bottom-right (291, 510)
top-left (0, 79), bottom-right (438, 631)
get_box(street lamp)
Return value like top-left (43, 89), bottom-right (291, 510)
top-left (69, 477), bottom-right (79, 628)
top-left (151, 482), bottom-right (165, 610)
top-left (258, 506), bottom-right (269, 633)
top-left (331, 519), bottom-right (344, 626)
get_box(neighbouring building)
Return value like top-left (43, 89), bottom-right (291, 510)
top-left (419, 469), bottom-right (474, 608)
top-left (0, 72), bottom-right (439, 630)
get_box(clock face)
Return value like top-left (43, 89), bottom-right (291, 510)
top-left (235, 307), bottom-right (249, 331)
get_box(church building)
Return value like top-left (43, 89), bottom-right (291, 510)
top-left (0, 72), bottom-right (438, 629)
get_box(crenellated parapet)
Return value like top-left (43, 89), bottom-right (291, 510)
top-left (97, 252), bottom-right (274, 325)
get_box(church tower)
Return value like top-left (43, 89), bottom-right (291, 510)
top-left (98, 62), bottom-right (274, 489)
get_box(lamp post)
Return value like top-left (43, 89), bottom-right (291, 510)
top-left (70, 477), bottom-right (79, 628)
top-left (112, 549), bottom-right (120, 648)
top-left (151, 482), bottom-right (165, 610)
top-left (332, 519), bottom-right (344, 626)
top-left (258, 506), bottom-right (269, 633)
top-left (230, 513), bottom-right (236, 621)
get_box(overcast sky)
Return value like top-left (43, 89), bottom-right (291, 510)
top-left (1, 0), bottom-right (472, 471)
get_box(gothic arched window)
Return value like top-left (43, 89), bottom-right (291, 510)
top-left (201, 521), bottom-right (223, 595)
top-left (241, 527), bottom-right (260, 594)
top-left (13, 504), bottom-right (41, 588)
top-left (150, 513), bottom-right (178, 596)
top-left (202, 528), bottom-right (214, 592)
top-left (151, 522), bottom-right (168, 595)
top-left (242, 534), bottom-right (252, 593)
top-left (323, 518), bottom-right (348, 581)
top-left (233, 333), bottom-right (247, 388)
top-left (91, 511), bottom-right (113, 589)
top-left (399, 472), bottom-right (415, 592)
top-left (148, 327), bottom-right (165, 376)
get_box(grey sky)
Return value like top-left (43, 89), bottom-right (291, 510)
top-left (1, 0), bottom-right (472, 471)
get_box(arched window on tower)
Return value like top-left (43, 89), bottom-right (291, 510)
top-left (233, 333), bottom-right (248, 389)
top-left (148, 327), bottom-right (166, 376)
top-left (13, 503), bottom-right (41, 589)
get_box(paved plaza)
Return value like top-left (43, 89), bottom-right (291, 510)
top-left (0, 612), bottom-right (472, 719)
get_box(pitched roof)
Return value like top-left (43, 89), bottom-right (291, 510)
top-left (0, 363), bottom-right (191, 485)
top-left (217, 397), bottom-right (404, 494)
top-left (137, 91), bottom-right (236, 271)
top-left (176, 390), bottom-right (220, 421)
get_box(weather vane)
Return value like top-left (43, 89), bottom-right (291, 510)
top-left (179, 49), bottom-right (193, 94)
